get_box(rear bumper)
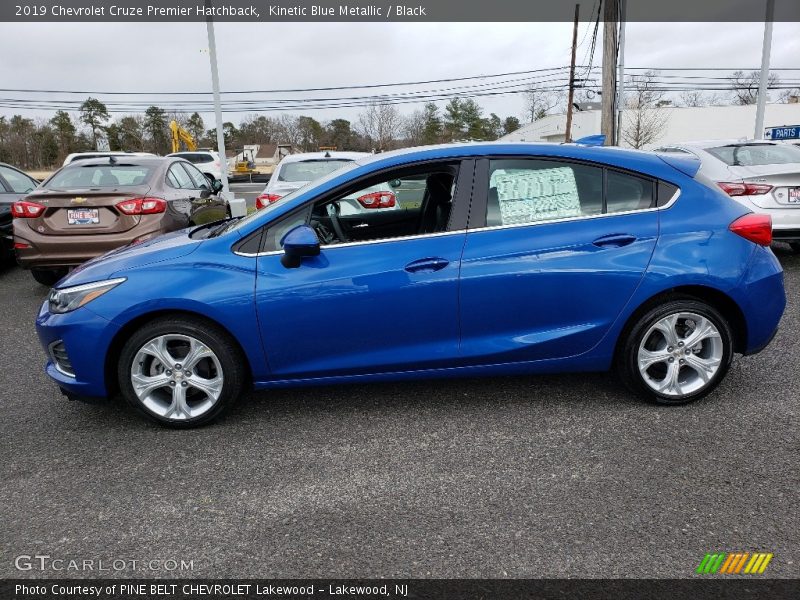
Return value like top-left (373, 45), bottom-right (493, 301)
top-left (772, 228), bottom-right (800, 242)
top-left (732, 245), bottom-right (786, 355)
top-left (14, 224), bottom-right (166, 269)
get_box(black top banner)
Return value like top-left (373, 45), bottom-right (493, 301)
top-left (3, 0), bottom-right (800, 22)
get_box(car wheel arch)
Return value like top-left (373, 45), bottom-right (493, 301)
top-left (103, 309), bottom-right (252, 397)
top-left (613, 285), bottom-right (748, 363)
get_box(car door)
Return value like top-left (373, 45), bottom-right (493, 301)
top-left (458, 157), bottom-right (660, 365)
top-left (253, 160), bottom-right (474, 379)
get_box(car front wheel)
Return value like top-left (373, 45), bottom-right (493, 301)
top-left (118, 316), bottom-right (246, 427)
top-left (618, 299), bottom-right (734, 405)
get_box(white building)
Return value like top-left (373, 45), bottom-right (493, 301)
top-left (500, 102), bottom-right (800, 148)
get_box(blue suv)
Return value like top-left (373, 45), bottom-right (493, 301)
top-left (35, 143), bottom-right (786, 427)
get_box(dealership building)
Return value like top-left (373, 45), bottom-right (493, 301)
top-left (500, 101), bottom-right (800, 148)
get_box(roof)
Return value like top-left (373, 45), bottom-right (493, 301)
top-left (255, 144), bottom-right (278, 159)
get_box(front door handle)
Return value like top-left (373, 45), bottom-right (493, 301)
top-left (405, 257), bottom-right (450, 273)
top-left (593, 233), bottom-right (637, 248)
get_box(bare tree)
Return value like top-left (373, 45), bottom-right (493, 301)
top-left (357, 102), bottom-right (402, 150)
top-left (778, 88), bottom-right (800, 104)
top-left (621, 71), bottom-right (670, 149)
top-left (403, 109), bottom-right (427, 146)
top-left (523, 87), bottom-right (564, 122)
top-left (730, 70), bottom-right (781, 105)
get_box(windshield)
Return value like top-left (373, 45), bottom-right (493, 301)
top-left (706, 144), bottom-right (800, 167)
top-left (227, 160), bottom-right (359, 234)
top-left (278, 159), bottom-right (353, 182)
top-left (46, 165), bottom-right (154, 190)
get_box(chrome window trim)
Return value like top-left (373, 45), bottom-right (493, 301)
top-left (233, 189), bottom-right (680, 258)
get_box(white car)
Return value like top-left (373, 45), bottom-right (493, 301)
top-left (655, 140), bottom-right (800, 251)
top-left (256, 151), bottom-right (400, 215)
top-left (166, 150), bottom-right (225, 181)
top-left (62, 151), bottom-right (155, 166)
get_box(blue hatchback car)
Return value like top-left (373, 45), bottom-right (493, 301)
top-left (35, 143), bottom-right (786, 427)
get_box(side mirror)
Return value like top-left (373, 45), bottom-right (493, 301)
top-left (206, 175), bottom-right (224, 193)
top-left (280, 225), bottom-right (320, 269)
top-left (389, 179), bottom-right (402, 188)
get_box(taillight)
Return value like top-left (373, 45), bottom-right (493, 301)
top-left (718, 182), bottom-right (774, 197)
top-left (115, 197), bottom-right (166, 215)
top-left (729, 213), bottom-right (772, 246)
top-left (256, 194), bottom-right (282, 209)
top-left (11, 200), bottom-right (45, 218)
top-left (357, 191), bottom-right (396, 209)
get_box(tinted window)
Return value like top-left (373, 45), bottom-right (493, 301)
top-left (182, 163), bottom-right (211, 189)
top-left (0, 165), bottom-right (37, 193)
top-left (606, 170), bottom-right (654, 213)
top-left (278, 159), bottom-right (353, 183)
top-left (46, 165), bottom-right (152, 189)
top-left (486, 159), bottom-right (603, 226)
top-left (172, 153), bottom-right (215, 164)
top-left (706, 144), bottom-right (800, 166)
top-left (167, 164), bottom-right (194, 189)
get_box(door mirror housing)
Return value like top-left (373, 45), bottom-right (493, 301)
top-left (206, 175), bottom-right (224, 194)
top-left (280, 225), bottom-right (320, 268)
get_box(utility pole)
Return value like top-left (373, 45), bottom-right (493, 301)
top-left (615, 0), bottom-right (627, 146)
top-left (205, 2), bottom-right (231, 200)
top-left (754, 0), bottom-right (775, 139)
top-left (564, 4), bottom-right (580, 143)
top-left (600, 0), bottom-right (619, 145)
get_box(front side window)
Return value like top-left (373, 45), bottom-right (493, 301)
top-left (167, 164), bottom-right (194, 190)
top-left (182, 163), bottom-right (211, 189)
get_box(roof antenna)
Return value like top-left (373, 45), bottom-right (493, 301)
top-left (324, 151), bottom-right (331, 158)
top-left (109, 155), bottom-right (117, 164)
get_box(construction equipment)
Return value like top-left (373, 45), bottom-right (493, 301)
top-left (232, 147), bottom-right (257, 177)
top-left (169, 120), bottom-right (197, 153)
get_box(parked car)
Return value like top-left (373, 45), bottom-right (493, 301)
top-left (166, 150), bottom-right (226, 181)
top-left (35, 143), bottom-right (785, 427)
top-left (63, 151), bottom-right (156, 166)
top-left (14, 156), bottom-right (227, 285)
top-left (256, 151), bottom-right (400, 215)
top-left (0, 163), bottom-right (40, 264)
top-left (654, 140), bottom-right (800, 251)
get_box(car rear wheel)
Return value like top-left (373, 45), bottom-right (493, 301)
top-left (118, 316), bottom-right (246, 427)
top-left (31, 267), bottom-right (67, 286)
top-left (618, 299), bottom-right (734, 405)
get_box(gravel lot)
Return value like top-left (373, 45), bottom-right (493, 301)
top-left (0, 245), bottom-right (797, 579)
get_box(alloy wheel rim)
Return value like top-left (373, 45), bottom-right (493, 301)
top-left (131, 334), bottom-right (223, 420)
top-left (637, 311), bottom-right (723, 398)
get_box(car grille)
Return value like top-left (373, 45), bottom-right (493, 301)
top-left (48, 340), bottom-right (75, 377)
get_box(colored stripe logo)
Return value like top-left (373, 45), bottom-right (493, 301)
top-left (696, 552), bottom-right (773, 574)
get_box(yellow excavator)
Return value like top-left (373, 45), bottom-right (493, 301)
top-left (169, 120), bottom-right (197, 153)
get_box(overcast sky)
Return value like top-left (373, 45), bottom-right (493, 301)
top-left (1, 21), bottom-right (798, 127)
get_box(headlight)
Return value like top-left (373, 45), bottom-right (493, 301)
top-left (48, 278), bottom-right (126, 314)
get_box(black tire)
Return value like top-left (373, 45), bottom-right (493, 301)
top-left (117, 316), bottom-right (246, 428)
top-left (789, 242), bottom-right (800, 253)
top-left (31, 267), bottom-right (67, 286)
top-left (617, 298), bottom-right (734, 405)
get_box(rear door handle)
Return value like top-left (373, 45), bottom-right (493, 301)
top-left (405, 257), bottom-right (450, 273)
top-left (593, 233), bottom-right (637, 248)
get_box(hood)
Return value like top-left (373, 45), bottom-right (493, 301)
top-left (56, 228), bottom-right (203, 288)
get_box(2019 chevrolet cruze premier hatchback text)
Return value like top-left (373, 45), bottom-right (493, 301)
top-left (35, 143), bottom-right (786, 427)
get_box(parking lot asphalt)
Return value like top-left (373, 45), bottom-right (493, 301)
top-left (230, 181), bottom-right (265, 211)
top-left (0, 246), bottom-right (797, 580)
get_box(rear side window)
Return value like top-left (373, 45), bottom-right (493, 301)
top-left (0, 165), bottom-right (37, 193)
top-left (167, 164), bottom-right (194, 189)
top-left (606, 170), bottom-right (654, 213)
top-left (487, 159), bottom-right (603, 226)
top-left (173, 153), bottom-right (214, 164)
top-left (485, 159), bottom-right (659, 227)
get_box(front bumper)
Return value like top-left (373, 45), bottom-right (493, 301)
top-left (36, 300), bottom-right (122, 398)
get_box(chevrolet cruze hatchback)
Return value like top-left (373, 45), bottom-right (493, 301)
top-left (35, 143), bottom-right (785, 427)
